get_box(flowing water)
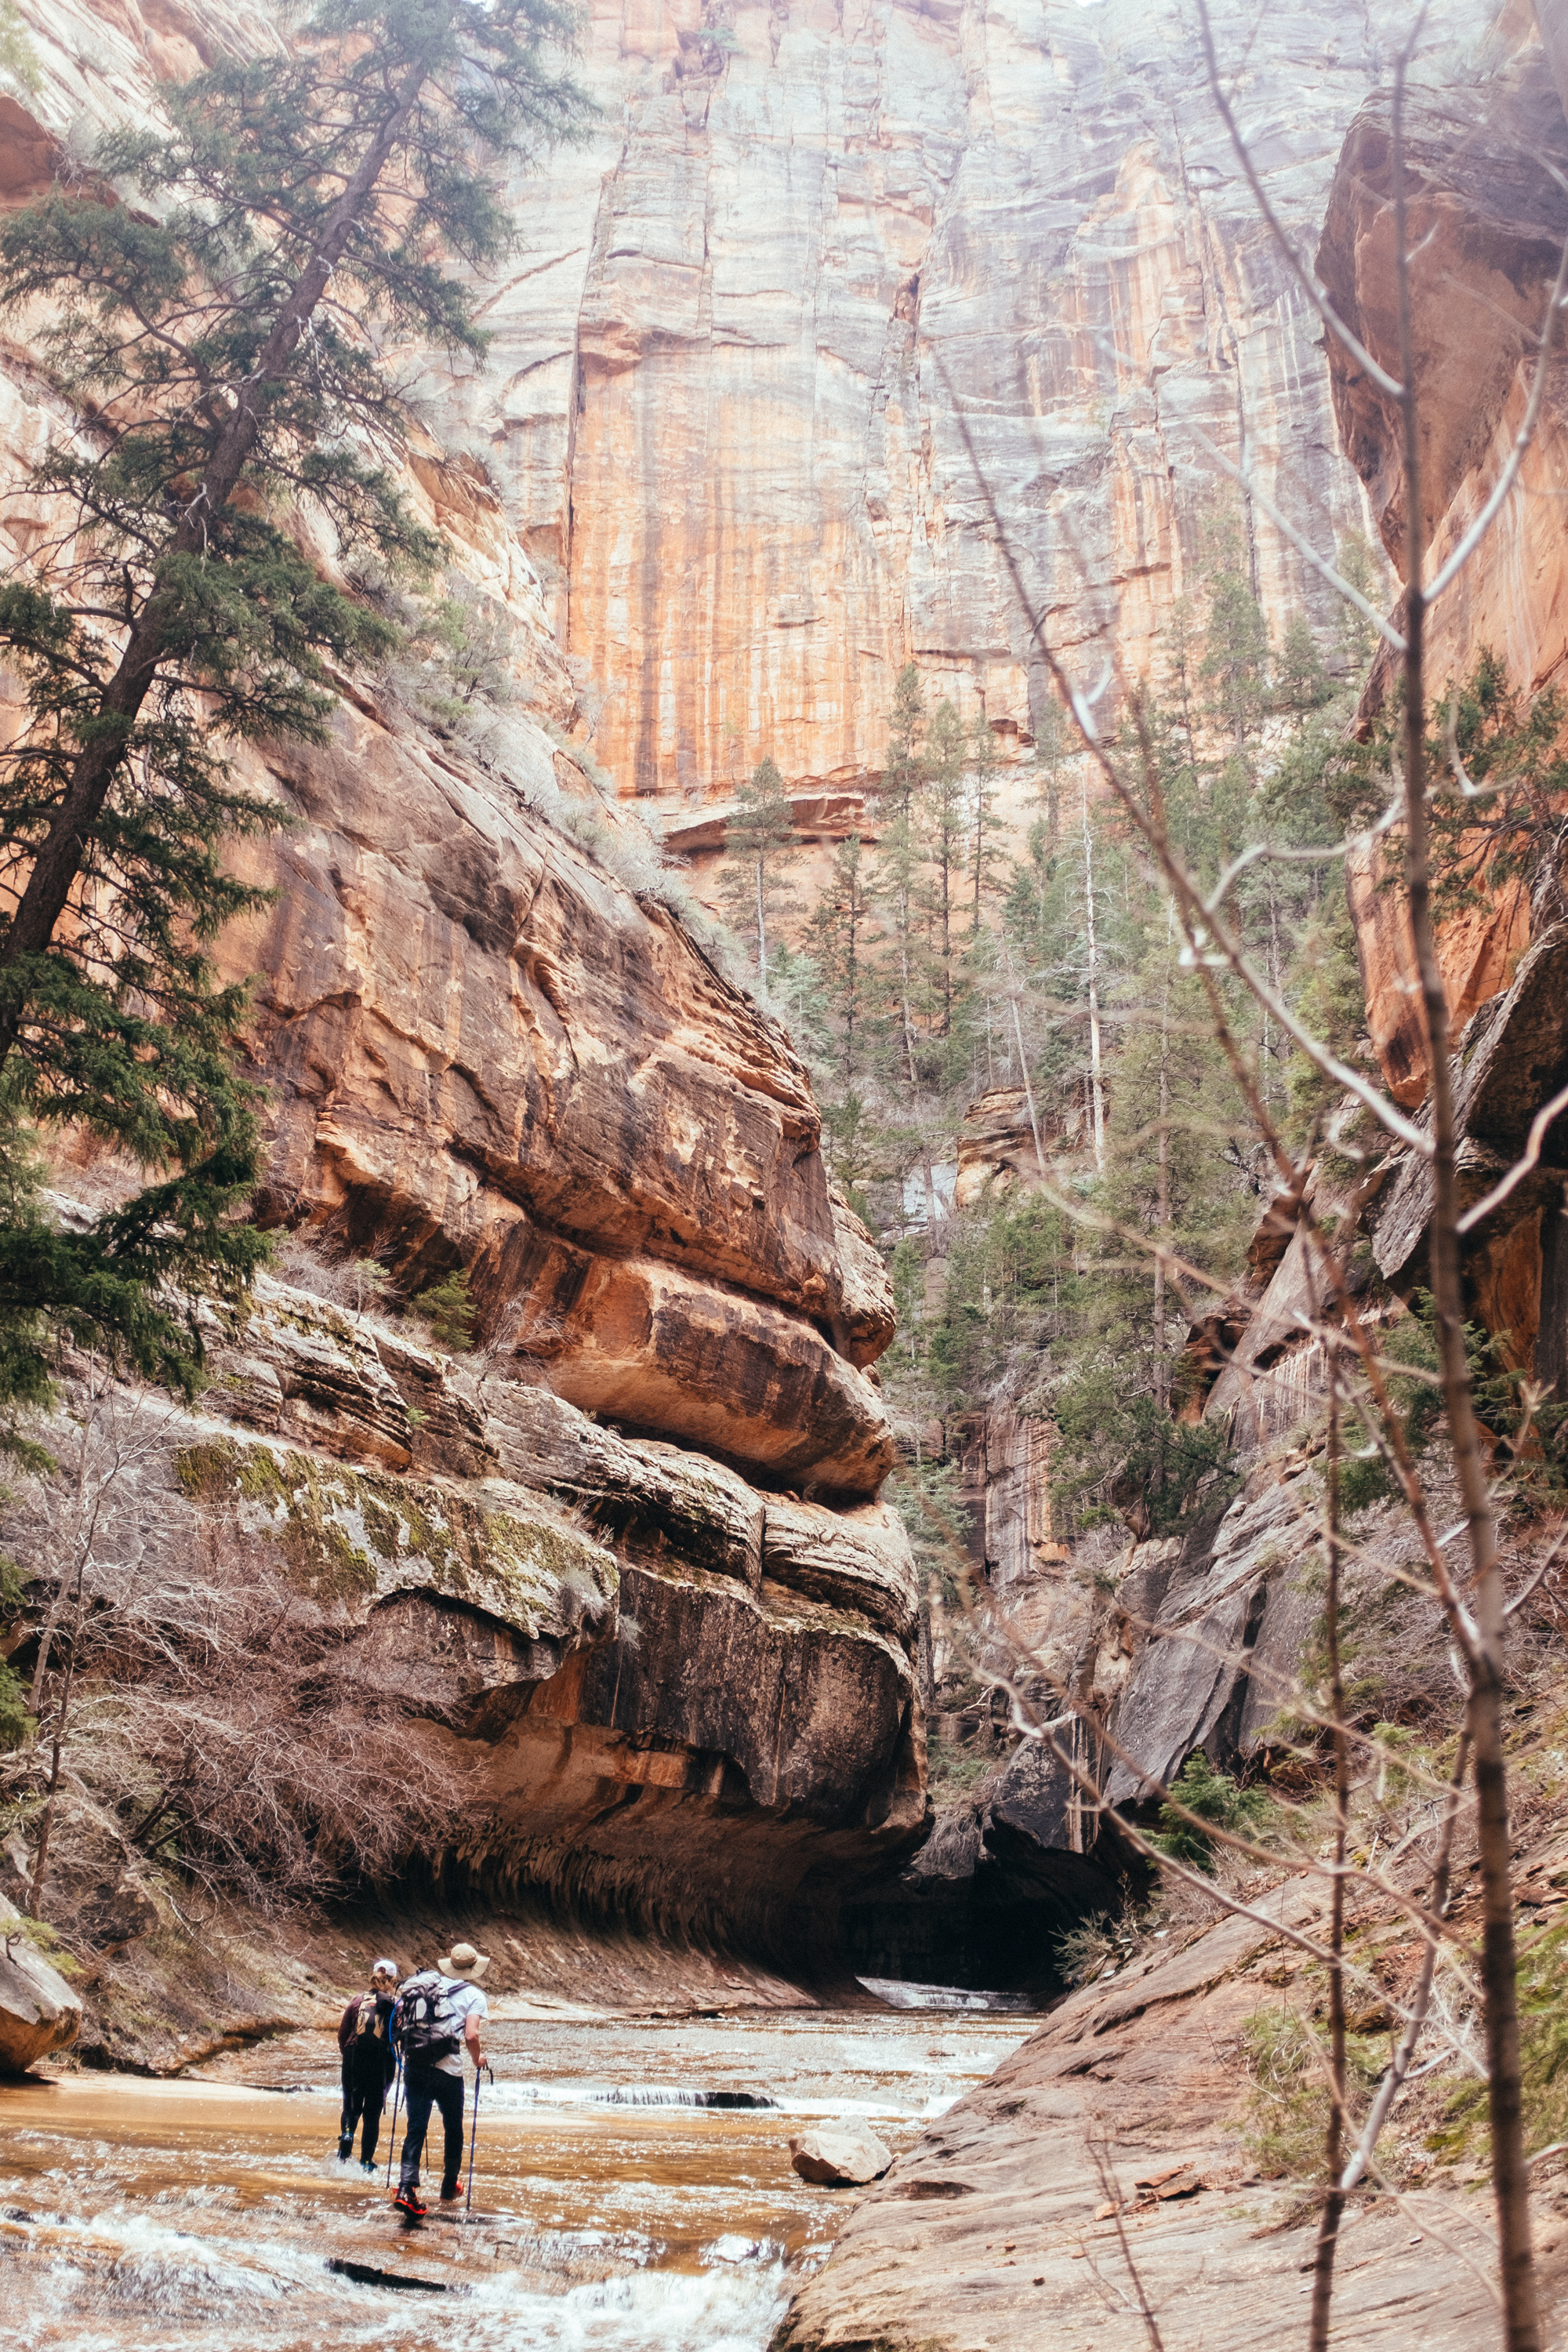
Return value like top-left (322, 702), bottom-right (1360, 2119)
top-left (0, 2003), bottom-right (1033, 2352)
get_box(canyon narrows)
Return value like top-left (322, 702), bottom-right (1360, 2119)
top-left (3, 2), bottom-right (1568, 2350)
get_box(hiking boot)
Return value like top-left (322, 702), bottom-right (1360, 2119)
top-left (337, 2136), bottom-right (353, 2161)
top-left (438, 2180), bottom-right (460, 2202)
top-left (394, 2187), bottom-right (427, 2218)
top-left (359, 2158), bottom-right (377, 2174)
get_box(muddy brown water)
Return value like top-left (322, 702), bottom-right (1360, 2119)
top-left (1, 2005), bottom-right (1031, 2351)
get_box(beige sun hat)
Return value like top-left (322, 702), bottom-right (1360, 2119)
top-left (437, 1942), bottom-right (491, 1980)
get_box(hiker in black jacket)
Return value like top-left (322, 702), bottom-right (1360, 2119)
top-left (390, 1941), bottom-right (490, 2217)
top-left (337, 1958), bottom-right (399, 2169)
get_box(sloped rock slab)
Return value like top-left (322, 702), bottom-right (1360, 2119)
top-left (0, 1917), bottom-right (81, 2074)
top-left (1104, 1468), bottom-right (1320, 1802)
top-left (771, 1878), bottom-right (1533, 2352)
top-left (984, 1740), bottom-right (1138, 1922)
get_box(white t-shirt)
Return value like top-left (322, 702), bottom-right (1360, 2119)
top-left (434, 1979), bottom-right (488, 2077)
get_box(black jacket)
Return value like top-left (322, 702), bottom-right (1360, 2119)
top-left (338, 1991), bottom-right (397, 2086)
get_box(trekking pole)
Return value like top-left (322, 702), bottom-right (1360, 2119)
top-left (464, 2063), bottom-right (493, 2219)
top-left (384, 2052), bottom-right (403, 2192)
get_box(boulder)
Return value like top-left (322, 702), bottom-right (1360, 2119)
top-left (0, 1910), bottom-right (82, 2074)
top-left (789, 2125), bottom-right (891, 2187)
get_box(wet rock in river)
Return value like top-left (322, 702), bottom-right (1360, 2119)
top-left (0, 1907), bottom-right (82, 2075)
top-left (789, 2125), bottom-right (891, 2187)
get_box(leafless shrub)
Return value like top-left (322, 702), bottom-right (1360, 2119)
top-left (922, 9), bottom-right (1568, 2342)
top-left (1, 1377), bottom-right (470, 1918)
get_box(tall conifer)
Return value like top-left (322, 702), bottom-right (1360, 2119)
top-left (809, 832), bottom-right (875, 1087)
top-left (873, 663), bottom-right (926, 1084)
top-left (920, 698), bottom-right (967, 1040)
top-left (0, 0), bottom-right (587, 1435)
top-left (718, 756), bottom-right (798, 989)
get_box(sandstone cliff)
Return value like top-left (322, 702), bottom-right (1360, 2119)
top-left (2, 0), bottom-right (1558, 2039)
top-left (0, 0), bottom-right (935, 2018)
top-left (1317, 26), bottom-right (1568, 1105)
top-left (384, 0), bottom-right (1501, 855)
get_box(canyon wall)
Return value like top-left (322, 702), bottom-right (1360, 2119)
top-left (5, 0), bottom-right (1561, 2015)
top-left (1317, 30), bottom-right (1568, 1103)
top-left (436, 0), bottom-right (1496, 836)
top-left (876, 4), bottom-right (1568, 2008)
top-left (0, 0), bottom-right (932, 1994)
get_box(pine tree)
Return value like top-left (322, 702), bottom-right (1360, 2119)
top-left (880, 663), bottom-right (927, 829)
top-left (1033, 693), bottom-right (1073, 852)
top-left (0, 0), bottom-right (586, 1432)
top-left (412, 1269), bottom-right (476, 1354)
top-left (717, 756), bottom-right (798, 989)
top-left (1198, 517), bottom-right (1271, 761)
top-left (1334, 530), bottom-right (1385, 680)
top-left (1162, 593), bottom-right (1202, 762)
top-left (967, 709), bottom-right (1008, 939)
top-left (1275, 612), bottom-right (1333, 713)
top-left (872, 664), bottom-right (927, 1084)
top-left (919, 697), bottom-right (967, 1040)
top-left (808, 831), bottom-right (876, 1087)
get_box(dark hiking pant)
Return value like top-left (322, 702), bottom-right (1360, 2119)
top-left (339, 2065), bottom-right (387, 2165)
top-left (397, 2065), bottom-right (466, 2195)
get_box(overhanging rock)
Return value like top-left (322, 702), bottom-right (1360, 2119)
top-left (1371, 924), bottom-right (1568, 1286)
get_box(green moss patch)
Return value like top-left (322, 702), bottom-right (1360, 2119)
top-left (176, 1437), bottom-right (617, 1630)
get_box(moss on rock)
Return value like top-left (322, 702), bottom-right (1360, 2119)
top-left (175, 1437), bottom-right (617, 1632)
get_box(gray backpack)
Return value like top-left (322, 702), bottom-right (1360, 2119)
top-left (394, 1969), bottom-right (463, 2064)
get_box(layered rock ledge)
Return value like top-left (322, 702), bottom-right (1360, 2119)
top-left (93, 1274), bottom-right (930, 1953)
top-left (773, 1863), bottom-right (1568, 2352)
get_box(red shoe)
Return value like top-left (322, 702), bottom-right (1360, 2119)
top-left (394, 2187), bottom-right (426, 2218)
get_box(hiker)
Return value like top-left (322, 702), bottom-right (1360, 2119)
top-left (337, 1958), bottom-right (400, 2169)
top-left (390, 1940), bottom-right (490, 2217)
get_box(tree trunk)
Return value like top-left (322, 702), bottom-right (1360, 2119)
top-left (1081, 773), bottom-right (1106, 1173)
top-left (1154, 953), bottom-right (1171, 1409)
top-left (1389, 78), bottom-right (1536, 2350)
top-left (0, 64), bottom-right (426, 1058)
top-left (1309, 1385), bottom-right (1348, 2350)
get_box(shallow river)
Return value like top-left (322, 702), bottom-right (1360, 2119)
top-left (0, 2006), bottom-right (1031, 2352)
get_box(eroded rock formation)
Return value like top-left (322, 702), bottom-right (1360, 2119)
top-left (0, 0), bottom-right (945, 1998)
top-left (224, 703), bottom-right (896, 1502)
top-left (1318, 27), bottom-right (1568, 1101)
top-left (2, 1268), bottom-right (925, 1996)
top-left (775, 1854), bottom-right (1568, 2351)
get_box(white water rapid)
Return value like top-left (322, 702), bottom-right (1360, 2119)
top-left (2, 2005), bottom-right (1031, 2352)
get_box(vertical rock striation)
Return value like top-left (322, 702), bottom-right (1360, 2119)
top-left (442, 0), bottom-right (1491, 818)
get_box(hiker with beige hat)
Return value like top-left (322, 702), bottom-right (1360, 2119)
top-left (390, 1941), bottom-right (491, 2218)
